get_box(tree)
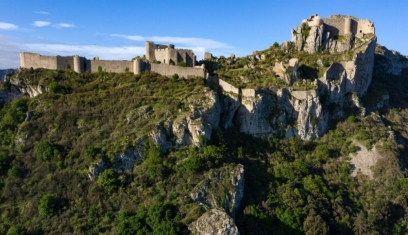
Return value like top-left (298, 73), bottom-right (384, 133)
top-left (303, 210), bottom-right (329, 235)
top-left (38, 194), bottom-right (56, 218)
top-left (34, 141), bottom-right (58, 161)
top-left (6, 225), bottom-right (27, 235)
top-left (97, 169), bottom-right (120, 193)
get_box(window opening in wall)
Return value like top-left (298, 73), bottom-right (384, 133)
top-left (164, 59), bottom-right (166, 64)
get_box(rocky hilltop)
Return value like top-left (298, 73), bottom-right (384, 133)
top-left (1, 14), bottom-right (408, 235)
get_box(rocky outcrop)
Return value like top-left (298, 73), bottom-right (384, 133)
top-left (190, 164), bottom-right (244, 218)
top-left (293, 94), bottom-right (329, 139)
top-left (172, 88), bottom-right (221, 146)
top-left (272, 58), bottom-right (301, 85)
top-left (375, 44), bottom-right (408, 76)
top-left (235, 90), bottom-right (277, 137)
top-left (189, 208), bottom-right (240, 235)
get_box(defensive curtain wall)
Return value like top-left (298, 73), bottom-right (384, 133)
top-left (20, 52), bottom-right (206, 78)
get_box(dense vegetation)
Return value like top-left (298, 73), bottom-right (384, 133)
top-left (0, 48), bottom-right (407, 235)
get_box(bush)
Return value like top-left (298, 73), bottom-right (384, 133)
top-left (34, 141), bottom-right (58, 161)
top-left (172, 74), bottom-right (179, 82)
top-left (177, 61), bottom-right (187, 67)
top-left (6, 225), bottom-right (27, 235)
top-left (38, 194), bottom-right (56, 218)
top-left (97, 169), bottom-right (120, 193)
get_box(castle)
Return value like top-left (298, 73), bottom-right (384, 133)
top-left (300, 14), bottom-right (375, 37)
top-left (19, 41), bottom-right (206, 78)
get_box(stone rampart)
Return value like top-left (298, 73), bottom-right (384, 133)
top-left (291, 90), bottom-right (317, 100)
top-left (242, 88), bottom-right (256, 98)
top-left (219, 79), bottom-right (239, 94)
top-left (89, 60), bottom-right (133, 73)
top-left (150, 63), bottom-right (205, 78)
top-left (56, 56), bottom-right (74, 70)
top-left (20, 53), bottom-right (57, 70)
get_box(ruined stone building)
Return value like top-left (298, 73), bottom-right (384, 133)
top-left (19, 42), bottom-right (205, 78)
top-left (145, 41), bottom-right (196, 67)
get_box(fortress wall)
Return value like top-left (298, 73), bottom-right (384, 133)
top-left (185, 51), bottom-right (195, 67)
top-left (56, 56), bottom-right (74, 70)
top-left (155, 49), bottom-right (169, 63)
top-left (323, 18), bottom-right (346, 35)
top-left (169, 49), bottom-right (178, 64)
top-left (242, 88), bottom-right (256, 98)
top-left (20, 53), bottom-right (57, 70)
top-left (219, 79), bottom-right (239, 94)
top-left (89, 60), bottom-right (133, 73)
top-left (357, 20), bottom-right (375, 34)
top-left (350, 19), bottom-right (359, 35)
top-left (150, 63), bottom-right (205, 78)
top-left (146, 41), bottom-right (156, 62)
top-left (291, 90), bottom-right (317, 100)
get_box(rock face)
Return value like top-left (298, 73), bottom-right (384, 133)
top-left (188, 208), bottom-right (240, 235)
top-left (189, 164), bottom-right (244, 235)
top-left (190, 164), bottom-right (244, 218)
top-left (172, 88), bottom-right (221, 146)
top-left (235, 90), bottom-right (277, 137)
top-left (375, 44), bottom-right (408, 76)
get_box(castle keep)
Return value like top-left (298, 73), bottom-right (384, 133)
top-left (19, 42), bottom-right (205, 78)
top-left (145, 41), bottom-right (196, 67)
top-left (292, 14), bottom-right (375, 53)
top-left (301, 14), bottom-right (375, 36)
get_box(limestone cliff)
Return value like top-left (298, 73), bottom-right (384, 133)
top-left (190, 164), bottom-right (244, 218)
top-left (188, 208), bottom-right (240, 235)
top-left (189, 164), bottom-right (244, 235)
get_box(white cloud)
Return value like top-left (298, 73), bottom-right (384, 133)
top-left (31, 21), bottom-right (51, 27)
top-left (110, 34), bottom-right (233, 49)
top-left (56, 23), bottom-right (75, 28)
top-left (22, 43), bottom-right (145, 60)
top-left (0, 22), bottom-right (18, 30)
top-left (33, 11), bottom-right (50, 15)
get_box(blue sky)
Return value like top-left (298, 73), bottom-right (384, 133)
top-left (1, 0), bottom-right (407, 69)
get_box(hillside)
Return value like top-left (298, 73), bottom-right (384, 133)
top-left (0, 15), bottom-right (408, 235)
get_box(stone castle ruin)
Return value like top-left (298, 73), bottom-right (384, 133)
top-left (145, 41), bottom-right (196, 67)
top-left (292, 14), bottom-right (375, 53)
top-left (19, 41), bottom-right (205, 78)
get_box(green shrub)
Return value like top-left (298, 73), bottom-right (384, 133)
top-left (6, 225), bottom-right (27, 235)
top-left (38, 194), bottom-right (56, 218)
top-left (177, 61), bottom-right (187, 67)
top-left (97, 169), bottom-right (120, 193)
top-left (34, 141), bottom-right (58, 161)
